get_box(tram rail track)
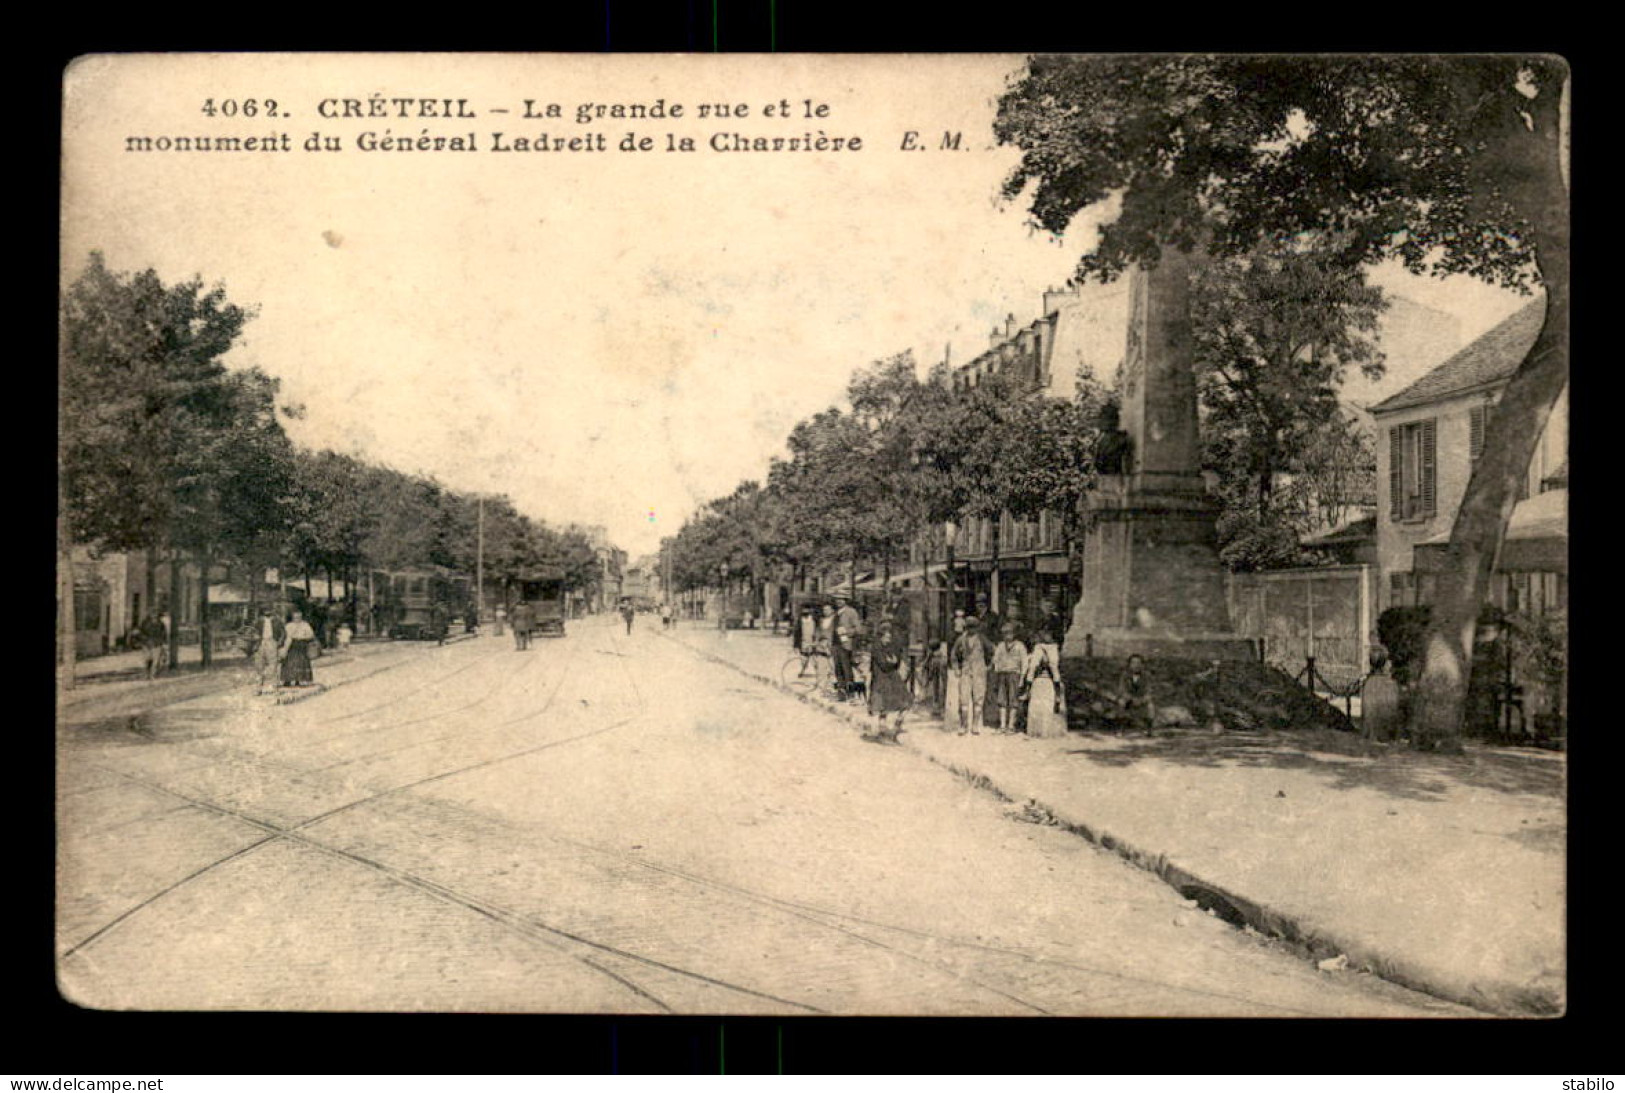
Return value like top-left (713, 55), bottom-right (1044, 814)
top-left (60, 625), bottom-right (826, 1014)
top-left (60, 621), bottom-right (1354, 1016)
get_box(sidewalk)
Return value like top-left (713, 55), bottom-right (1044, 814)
top-left (56, 633), bottom-right (475, 726)
top-left (663, 621), bottom-right (1566, 1017)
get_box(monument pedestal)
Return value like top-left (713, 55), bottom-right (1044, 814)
top-left (1052, 250), bottom-right (1350, 733)
top-left (1061, 473), bottom-right (1256, 664)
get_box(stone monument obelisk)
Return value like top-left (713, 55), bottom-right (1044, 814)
top-left (1062, 246), bottom-right (1256, 664)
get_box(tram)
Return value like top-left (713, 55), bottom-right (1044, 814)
top-left (514, 566), bottom-right (567, 637)
top-left (383, 565), bottom-right (471, 641)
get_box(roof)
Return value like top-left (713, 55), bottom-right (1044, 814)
top-left (1370, 300), bottom-right (1546, 414)
top-left (1301, 514), bottom-right (1376, 548)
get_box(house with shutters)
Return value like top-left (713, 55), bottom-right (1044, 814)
top-left (1370, 300), bottom-right (1567, 616)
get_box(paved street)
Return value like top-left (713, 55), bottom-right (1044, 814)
top-left (57, 617), bottom-right (1468, 1016)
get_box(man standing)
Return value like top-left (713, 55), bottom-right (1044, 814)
top-left (139, 613), bottom-right (168, 679)
top-left (620, 599), bottom-right (636, 635)
top-left (833, 595), bottom-right (864, 701)
top-left (250, 605), bottom-right (286, 695)
top-left (951, 617), bottom-right (992, 735)
top-left (511, 601), bottom-right (534, 651)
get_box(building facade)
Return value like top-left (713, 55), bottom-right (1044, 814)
top-left (929, 285), bottom-right (1108, 628)
top-left (1370, 300), bottom-right (1567, 617)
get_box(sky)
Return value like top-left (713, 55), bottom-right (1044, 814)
top-left (61, 54), bottom-right (1530, 560)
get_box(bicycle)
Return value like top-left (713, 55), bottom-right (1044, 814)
top-left (782, 647), bottom-right (842, 701)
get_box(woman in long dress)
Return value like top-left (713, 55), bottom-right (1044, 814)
top-left (281, 609), bottom-right (317, 687)
top-left (866, 620), bottom-right (912, 742)
top-left (941, 614), bottom-right (965, 732)
top-left (1023, 626), bottom-right (1067, 738)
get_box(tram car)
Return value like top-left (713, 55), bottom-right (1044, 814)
top-left (514, 566), bottom-right (567, 637)
top-left (384, 565), bottom-right (471, 641)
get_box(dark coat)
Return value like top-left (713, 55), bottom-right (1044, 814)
top-left (249, 614), bottom-right (286, 654)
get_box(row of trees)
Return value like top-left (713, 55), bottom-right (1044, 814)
top-left (663, 351), bottom-right (1113, 605)
top-left (664, 240), bottom-right (1391, 608)
top-left (58, 253), bottom-right (600, 684)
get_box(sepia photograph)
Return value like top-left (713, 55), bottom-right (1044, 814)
top-left (56, 52), bottom-right (1567, 1019)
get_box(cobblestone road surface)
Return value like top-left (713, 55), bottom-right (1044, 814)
top-left (56, 618), bottom-right (1470, 1015)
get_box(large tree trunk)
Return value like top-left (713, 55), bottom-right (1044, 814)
top-left (1407, 81), bottom-right (1569, 747)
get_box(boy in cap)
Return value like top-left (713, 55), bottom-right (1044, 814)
top-left (990, 622), bottom-right (1028, 733)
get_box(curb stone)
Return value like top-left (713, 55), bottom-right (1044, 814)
top-left (662, 630), bottom-right (1542, 1017)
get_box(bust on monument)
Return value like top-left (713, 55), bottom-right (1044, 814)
top-left (1092, 403), bottom-right (1132, 476)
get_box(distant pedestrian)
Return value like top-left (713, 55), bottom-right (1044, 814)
top-left (280, 609), bottom-right (317, 687)
top-left (812, 603), bottom-right (837, 692)
top-left (797, 607), bottom-right (817, 673)
top-left (250, 605), bottom-right (286, 695)
top-left (991, 623), bottom-right (1028, 733)
top-left (661, 601), bottom-right (673, 630)
top-left (866, 620), bottom-right (911, 742)
top-left (941, 613), bottom-right (966, 731)
top-left (1038, 598), bottom-right (1068, 650)
top-left (336, 621), bottom-right (353, 651)
top-left (951, 617), bottom-right (992, 735)
top-left (138, 613), bottom-right (168, 679)
top-left (972, 594), bottom-right (1001, 647)
top-left (511, 601), bottom-right (534, 651)
top-left (1023, 626), bottom-right (1066, 738)
top-left (620, 599), bottom-right (635, 635)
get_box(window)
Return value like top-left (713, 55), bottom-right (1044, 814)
top-left (1389, 419), bottom-right (1436, 521)
top-left (1469, 404), bottom-right (1488, 462)
top-left (74, 589), bottom-right (102, 631)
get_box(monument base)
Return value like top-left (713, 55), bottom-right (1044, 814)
top-left (1061, 628), bottom-right (1258, 663)
top-left (1056, 652), bottom-right (1354, 734)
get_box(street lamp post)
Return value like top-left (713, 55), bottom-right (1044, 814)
top-left (943, 519), bottom-right (958, 645)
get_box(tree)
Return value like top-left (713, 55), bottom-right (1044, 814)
top-left (61, 253), bottom-right (266, 670)
top-left (1189, 239), bottom-right (1386, 544)
top-left (995, 54), bottom-right (1568, 744)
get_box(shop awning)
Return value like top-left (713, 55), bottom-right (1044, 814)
top-left (1412, 489), bottom-right (1566, 575)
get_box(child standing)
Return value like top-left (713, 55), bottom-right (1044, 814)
top-left (990, 623), bottom-right (1028, 733)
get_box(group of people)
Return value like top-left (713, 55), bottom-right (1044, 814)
top-left (247, 604), bottom-right (322, 695)
top-left (791, 596), bottom-right (910, 742)
top-left (941, 614), bottom-right (1067, 738)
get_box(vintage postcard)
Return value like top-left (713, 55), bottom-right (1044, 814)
top-left (57, 53), bottom-right (1566, 1017)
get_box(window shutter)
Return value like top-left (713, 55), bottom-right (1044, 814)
top-left (1470, 406), bottom-right (1486, 462)
top-left (1421, 418), bottom-right (1437, 516)
top-left (1389, 427), bottom-right (1403, 520)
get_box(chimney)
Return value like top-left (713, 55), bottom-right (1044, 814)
top-left (1004, 313), bottom-right (1018, 339)
top-left (990, 325), bottom-right (1003, 349)
top-left (1043, 284), bottom-right (1080, 316)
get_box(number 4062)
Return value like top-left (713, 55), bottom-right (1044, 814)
top-left (200, 99), bottom-right (280, 118)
